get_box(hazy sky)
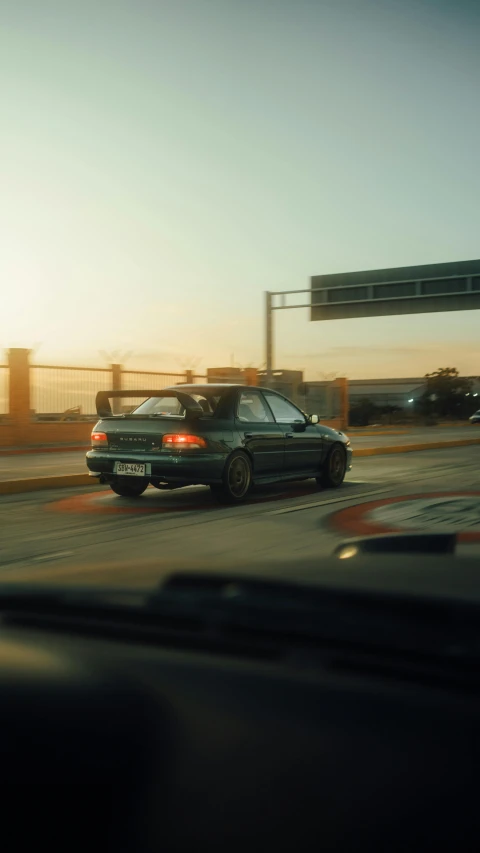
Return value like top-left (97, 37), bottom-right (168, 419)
top-left (1, 0), bottom-right (479, 379)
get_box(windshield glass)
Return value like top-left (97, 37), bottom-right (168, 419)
top-left (132, 393), bottom-right (220, 417)
top-left (1, 4), bottom-right (479, 606)
top-left (3, 12), bottom-right (480, 846)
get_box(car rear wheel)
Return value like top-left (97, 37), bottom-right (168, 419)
top-left (109, 477), bottom-right (149, 497)
top-left (210, 451), bottom-right (252, 503)
top-left (317, 445), bottom-right (346, 488)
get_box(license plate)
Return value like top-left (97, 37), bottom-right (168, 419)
top-left (114, 462), bottom-right (146, 476)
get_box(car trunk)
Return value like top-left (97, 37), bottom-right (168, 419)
top-left (98, 416), bottom-right (194, 453)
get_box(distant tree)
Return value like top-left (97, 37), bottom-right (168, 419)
top-left (421, 367), bottom-right (473, 419)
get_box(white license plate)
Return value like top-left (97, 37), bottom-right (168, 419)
top-left (114, 462), bottom-right (146, 476)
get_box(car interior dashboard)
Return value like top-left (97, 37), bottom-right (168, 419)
top-left (0, 543), bottom-right (479, 853)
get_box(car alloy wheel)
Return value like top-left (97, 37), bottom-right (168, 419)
top-left (211, 451), bottom-right (252, 503)
top-left (228, 454), bottom-right (251, 498)
top-left (329, 447), bottom-right (346, 484)
top-left (317, 445), bottom-right (346, 489)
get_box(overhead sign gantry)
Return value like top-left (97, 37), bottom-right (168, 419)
top-left (265, 259), bottom-right (480, 378)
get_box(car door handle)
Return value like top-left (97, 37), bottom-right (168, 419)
top-left (244, 432), bottom-right (253, 439)
top-left (285, 432), bottom-right (293, 438)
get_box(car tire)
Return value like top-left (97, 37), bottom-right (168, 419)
top-left (316, 444), bottom-right (346, 488)
top-left (109, 477), bottom-right (149, 497)
top-left (210, 451), bottom-right (252, 503)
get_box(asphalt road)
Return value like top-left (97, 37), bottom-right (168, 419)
top-left (0, 425), bottom-right (477, 481)
top-left (0, 445), bottom-right (478, 586)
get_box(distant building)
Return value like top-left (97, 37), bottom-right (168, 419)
top-left (348, 376), bottom-right (480, 409)
top-left (257, 369), bottom-right (304, 401)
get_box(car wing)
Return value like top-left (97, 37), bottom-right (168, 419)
top-left (95, 389), bottom-right (204, 418)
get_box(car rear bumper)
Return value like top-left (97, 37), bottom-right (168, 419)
top-left (86, 450), bottom-right (226, 484)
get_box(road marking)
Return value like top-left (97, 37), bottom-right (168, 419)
top-left (0, 474), bottom-right (91, 495)
top-left (330, 491), bottom-right (480, 542)
top-left (47, 481), bottom-right (323, 516)
top-left (33, 550), bottom-right (74, 562)
top-left (267, 487), bottom-right (394, 515)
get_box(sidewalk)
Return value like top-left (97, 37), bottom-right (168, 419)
top-left (0, 450), bottom-right (87, 480)
top-left (0, 444), bottom-right (89, 456)
top-left (0, 450), bottom-right (91, 495)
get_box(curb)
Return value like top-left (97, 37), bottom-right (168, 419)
top-left (0, 446), bottom-right (89, 456)
top-left (0, 438), bottom-right (479, 496)
top-left (0, 474), bottom-right (93, 495)
top-left (355, 438), bottom-right (480, 457)
top-left (346, 430), bottom-right (410, 437)
top-left (347, 423), bottom-right (472, 433)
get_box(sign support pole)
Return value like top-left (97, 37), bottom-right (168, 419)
top-left (265, 290), bottom-right (273, 382)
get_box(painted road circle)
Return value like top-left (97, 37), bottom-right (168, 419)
top-left (331, 491), bottom-right (480, 542)
top-left (47, 481), bottom-right (320, 515)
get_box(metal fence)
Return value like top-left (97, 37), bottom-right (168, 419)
top-left (299, 383), bottom-right (341, 419)
top-left (0, 365), bottom-right (8, 415)
top-left (121, 370), bottom-right (185, 391)
top-left (193, 374), bottom-right (255, 384)
top-left (29, 366), bottom-right (189, 420)
top-left (118, 370), bottom-right (187, 413)
top-left (193, 374), bottom-right (232, 384)
top-left (9, 355), bottom-right (346, 422)
top-left (30, 365), bottom-right (112, 419)
top-left (259, 377), bottom-right (341, 418)
top-left (194, 373), bottom-right (341, 418)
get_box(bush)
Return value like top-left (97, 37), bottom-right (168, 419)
top-left (349, 398), bottom-right (378, 427)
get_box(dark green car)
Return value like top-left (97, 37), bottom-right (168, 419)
top-left (86, 384), bottom-right (352, 503)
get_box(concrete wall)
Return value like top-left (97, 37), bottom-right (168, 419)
top-left (0, 422), bottom-right (93, 449)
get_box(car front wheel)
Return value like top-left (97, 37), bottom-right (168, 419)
top-left (109, 477), bottom-right (149, 497)
top-left (317, 445), bottom-right (346, 488)
top-left (210, 451), bottom-right (252, 503)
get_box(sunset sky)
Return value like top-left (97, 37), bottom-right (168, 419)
top-left (1, 0), bottom-right (479, 379)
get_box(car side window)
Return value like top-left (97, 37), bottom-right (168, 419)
top-left (237, 391), bottom-right (274, 423)
top-left (263, 393), bottom-right (305, 424)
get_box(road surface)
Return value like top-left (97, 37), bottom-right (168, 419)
top-left (0, 445), bottom-right (478, 586)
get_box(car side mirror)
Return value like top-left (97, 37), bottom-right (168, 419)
top-left (309, 414), bottom-right (319, 424)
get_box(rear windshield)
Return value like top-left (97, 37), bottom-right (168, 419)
top-left (132, 393), bottom-right (220, 417)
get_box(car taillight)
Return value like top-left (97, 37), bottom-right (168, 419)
top-left (162, 434), bottom-right (207, 450)
top-left (91, 431), bottom-right (108, 447)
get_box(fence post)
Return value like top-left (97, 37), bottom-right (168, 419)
top-left (243, 368), bottom-right (257, 387)
top-left (326, 383), bottom-right (332, 419)
top-left (111, 363), bottom-right (122, 414)
top-left (185, 370), bottom-right (194, 384)
top-left (342, 378), bottom-right (349, 430)
top-left (8, 348), bottom-right (31, 443)
top-left (333, 378), bottom-right (349, 430)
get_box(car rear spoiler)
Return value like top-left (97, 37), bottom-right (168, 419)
top-left (95, 390), bottom-right (204, 418)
